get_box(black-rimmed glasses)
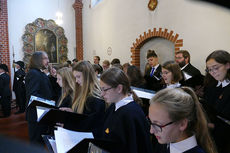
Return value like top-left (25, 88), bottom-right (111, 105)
top-left (205, 64), bottom-right (224, 73)
top-left (147, 117), bottom-right (174, 133)
top-left (101, 87), bottom-right (113, 92)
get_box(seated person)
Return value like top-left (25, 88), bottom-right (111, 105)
top-left (149, 87), bottom-right (217, 153)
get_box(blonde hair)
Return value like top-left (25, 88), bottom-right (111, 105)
top-left (150, 87), bottom-right (217, 153)
top-left (72, 61), bottom-right (101, 113)
top-left (56, 67), bottom-right (75, 107)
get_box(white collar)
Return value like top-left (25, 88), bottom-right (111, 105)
top-left (0, 72), bottom-right (5, 75)
top-left (167, 82), bottom-right (181, 88)
top-left (170, 135), bottom-right (197, 153)
top-left (153, 64), bottom-right (159, 70)
top-left (181, 63), bottom-right (189, 71)
top-left (115, 95), bottom-right (133, 111)
top-left (216, 79), bottom-right (230, 88)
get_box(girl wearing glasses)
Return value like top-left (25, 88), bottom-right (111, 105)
top-left (60, 61), bottom-right (105, 137)
top-left (99, 67), bottom-right (153, 153)
top-left (204, 50), bottom-right (230, 153)
top-left (161, 61), bottom-right (182, 89)
top-left (149, 87), bottom-right (217, 153)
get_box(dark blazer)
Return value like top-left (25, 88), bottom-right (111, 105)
top-left (0, 72), bottom-right (11, 117)
top-left (64, 96), bottom-right (106, 137)
top-left (25, 68), bottom-right (54, 121)
top-left (13, 68), bottom-right (26, 112)
top-left (0, 72), bottom-right (11, 97)
top-left (56, 94), bottom-right (72, 108)
top-left (25, 68), bottom-right (54, 144)
top-left (180, 63), bottom-right (204, 89)
top-left (204, 83), bottom-right (230, 153)
top-left (100, 102), bottom-right (153, 153)
top-left (144, 65), bottom-right (163, 91)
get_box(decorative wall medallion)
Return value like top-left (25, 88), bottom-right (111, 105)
top-left (22, 18), bottom-right (68, 64)
top-left (107, 47), bottom-right (112, 56)
top-left (148, 0), bottom-right (158, 11)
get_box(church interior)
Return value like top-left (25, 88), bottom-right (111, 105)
top-left (0, 0), bottom-right (230, 152)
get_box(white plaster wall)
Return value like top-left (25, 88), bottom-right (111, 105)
top-left (82, 0), bottom-right (230, 74)
top-left (8, 0), bottom-right (76, 75)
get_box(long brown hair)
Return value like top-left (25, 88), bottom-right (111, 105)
top-left (150, 87), bottom-right (217, 153)
top-left (56, 67), bottom-right (75, 107)
top-left (28, 51), bottom-right (47, 69)
top-left (72, 61), bottom-right (101, 113)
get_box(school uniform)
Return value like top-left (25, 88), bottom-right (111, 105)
top-left (144, 64), bottom-right (164, 91)
top-left (25, 68), bottom-right (54, 144)
top-left (0, 72), bottom-right (11, 117)
top-left (64, 96), bottom-right (105, 137)
top-left (154, 135), bottom-right (205, 153)
top-left (100, 96), bottom-right (153, 153)
top-left (204, 79), bottom-right (230, 153)
top-left (166, 82), bottom-right (181, 89)
top-left (13, 68), bottom-right (26, 113)
top-left (56, 94), bottom-right (72, 108)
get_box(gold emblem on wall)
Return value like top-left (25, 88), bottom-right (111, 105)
top-left (148, 0), bottom-right (158, 11)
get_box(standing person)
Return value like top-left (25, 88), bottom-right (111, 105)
top-left (149, 87), bottom-right (217, 153)
top-left (61, 61), bottom-right (105, 137)
top-left (204, 50), bottom-right (230, 153)
top-left (93, 56), bottom-right (103, 73)
top-left (13, 61), bottom-right (26, 114)
top-left (161, 61), bottom-right (182, 89)
top-left (25, 51), bottom-right (54, 144)
top-left (102, 60), bottom-right (110, 71)
top-left (175, 50), bottom-right (204, 89)
top-left (56, 67), bottom-right (75, 108)
top-left (99, 67), bottom-right (153, 153)
top-left (127, 65), bottom-right (146, 89)
top-left (0, 64), bottom-right (11, 118)
top-left (144, 50), bottom-right (163, 91)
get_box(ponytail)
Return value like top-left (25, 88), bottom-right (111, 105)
top-left (181, 87), bottom-right (217, 153)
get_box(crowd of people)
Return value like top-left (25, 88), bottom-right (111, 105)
top-left (0, 49), bottom-right (229, 153)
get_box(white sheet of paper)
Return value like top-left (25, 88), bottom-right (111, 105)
top-left (36, 106), bottom-right (50, 122)
top-left (55, 127), bottom-right (94, 153)
top-left (133, 89), bottom-right (155, 99)
top-left (48, 139), bottom-right (58, 153)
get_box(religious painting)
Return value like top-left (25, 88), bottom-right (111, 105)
top-left (35, 29), bottom-right (58, 63)
top-left (22, 18), bottom-right (68, 65)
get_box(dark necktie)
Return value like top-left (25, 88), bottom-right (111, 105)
top-left (150, 67), bottom-right (155, 77)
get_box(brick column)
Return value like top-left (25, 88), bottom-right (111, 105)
top-left (73, 0), bottom-right (83, 60)
top-left (0, 0), bottom-right (10, 72)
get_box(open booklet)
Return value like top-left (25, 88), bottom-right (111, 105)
top-left (28, 95), bottom-right (57, 108)
top-left (47, 127), bottom-right (94, 153)
top-left (43, 127), bottom-right (114, 153)
top-left (131, 86), bottom-right (155, 99)
top-left (36, 106), bottom-right (88, 124)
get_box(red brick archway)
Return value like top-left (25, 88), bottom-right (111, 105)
top-left (130, 28), bottom-right (183, 67)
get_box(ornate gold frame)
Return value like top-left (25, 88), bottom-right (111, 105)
top-left (22, 18), bottom-right (68, 64)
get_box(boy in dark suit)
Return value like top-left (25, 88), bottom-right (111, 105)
top-left (0, 64), bottom-right (11, 118)
top-left (144, 50), bottom-right (163, 91)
